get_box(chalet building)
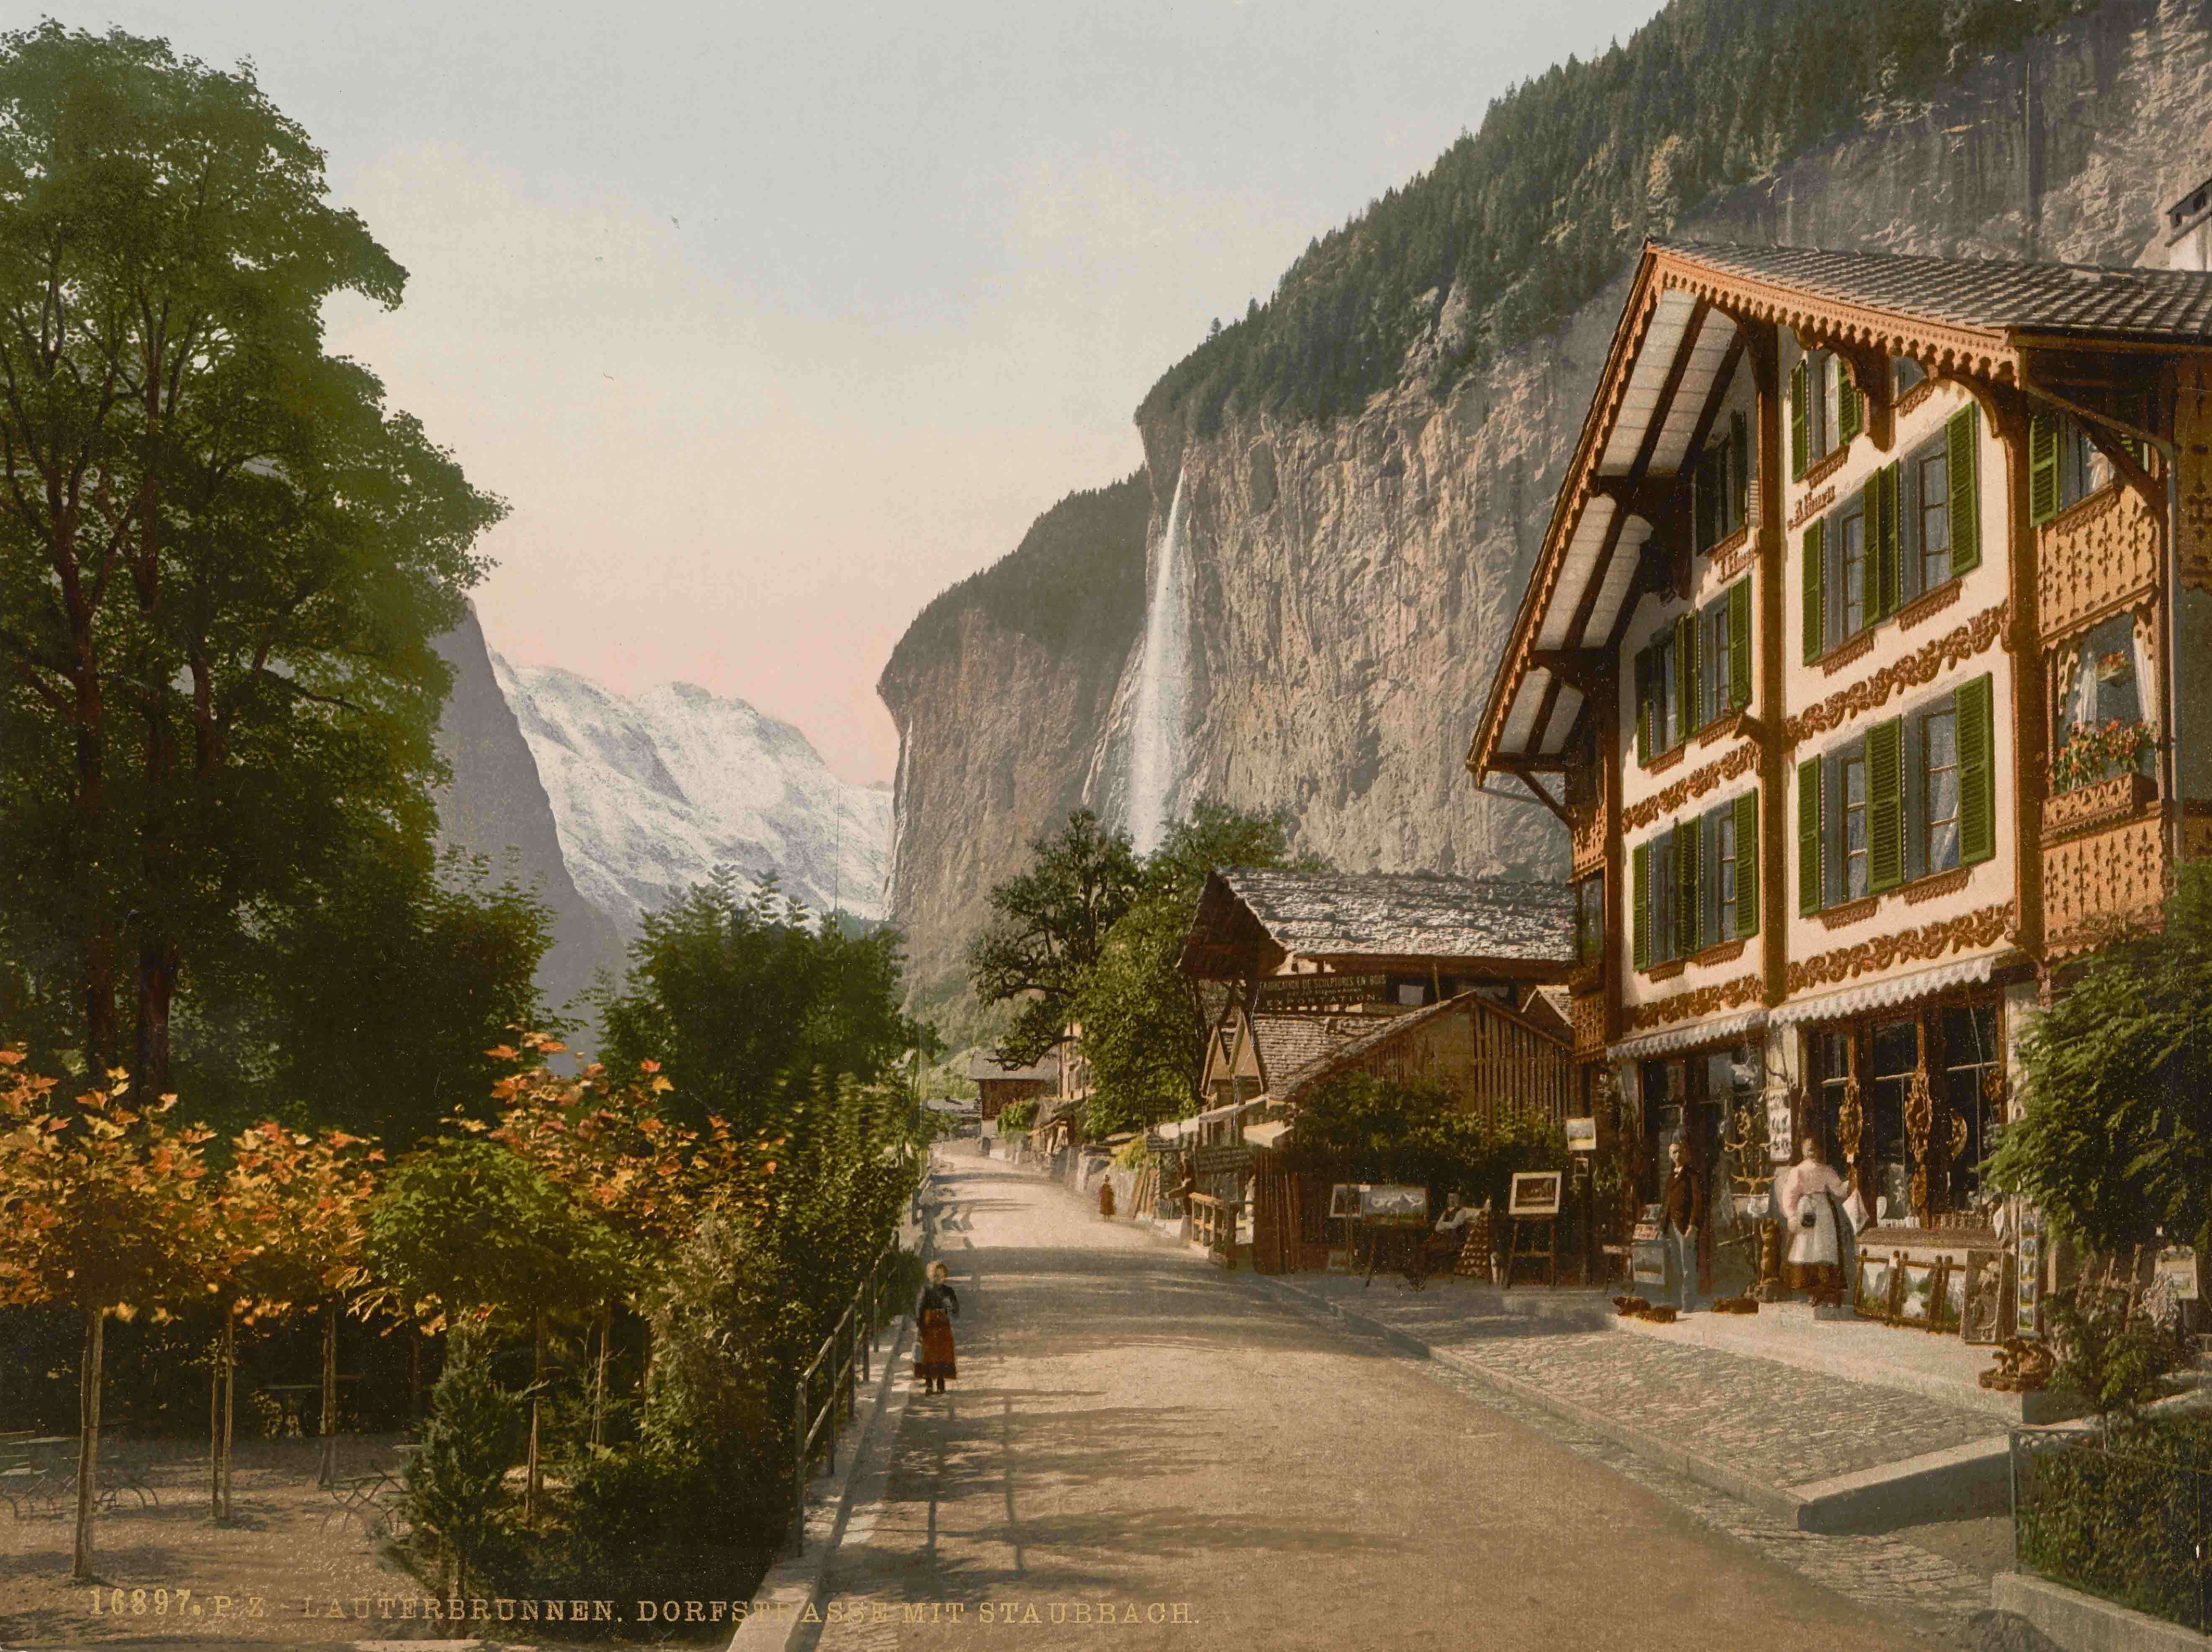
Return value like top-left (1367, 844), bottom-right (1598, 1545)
top-left (1468, 237), bottom-right (2212, 1315)
top-left (968, 1049), bottom-right (1060, 1122)
top-left (1171, 867), bottom-right (1577, 1271)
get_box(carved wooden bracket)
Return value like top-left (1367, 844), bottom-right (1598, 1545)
top-left (1833, 342), bottom-right (1895, 453)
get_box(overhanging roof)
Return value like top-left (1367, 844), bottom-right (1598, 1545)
top-left (1179, 867), bottom-right (1576, 979)
top-left (1468, 238), bottom-right (2212, 782)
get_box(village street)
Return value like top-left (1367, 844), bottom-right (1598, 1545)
top-left (808, 1150), bottom-right (1955, 1652)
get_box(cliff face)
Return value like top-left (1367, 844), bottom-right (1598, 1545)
top-left (431, 605), bottom-right (627, 1042)
top-left (879, 476), bottom-right (1151, 1001)
top-left (883, 0), bottom-right (2212, 998)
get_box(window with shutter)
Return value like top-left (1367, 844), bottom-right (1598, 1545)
top-left (1948, 405), bottom-right (1981, 572)
top-left (2029, 412), bottom-right (2059, 525)
top-left (1734, 789), bottom-right (1759, 939)
top-left (1676, 816), bottom-right (1701, 957)
top-left (1842, 748), bottom-right (1870, 900)
top-left (1957, 674), bottom-right (1995, 864)
top-left (1797, 759), bottom-right (1822, 916)
top-left (1922, 704), bottom-right (1960, 873)
top-left (1790, 358), bottom-right (1809, 480)
top-left (1728, 578), bottom-right (1751, 712)
top-left (1839, 373), bottom-right (1863, 444)
top-left (1634, 648), bottom-right (1653, 765)
top-left (1705, 805), bottom-right (1727, 944)
top-left (1675, 612), bottom-right (1697, 746)
top-left (1802, 519), bottom-right (1825, 662)
top-left (1867, 717), bottom-right (1905, 892)
top-left (1632, 841), bottom-right (1650, 970)
top-left (1841, 501), bottom-right (1867, 637)
top-left (1730, 410), bottom-right (1750, 528)
top-left (1874, 463), bottom-right (1901, 621)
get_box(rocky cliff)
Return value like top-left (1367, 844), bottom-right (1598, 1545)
top-left (883, 0), bottom-right (2212, 1003)
top-left (430, 605), bottom-right (627, 1041)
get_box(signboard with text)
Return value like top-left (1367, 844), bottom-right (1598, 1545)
top-left (1251, 972), bottom-right (1391, 1012)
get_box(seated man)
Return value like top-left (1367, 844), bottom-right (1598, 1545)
top-left (1426, 1189), bottom-right (1478, 1271)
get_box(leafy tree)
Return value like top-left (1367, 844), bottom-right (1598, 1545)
top-left (0, 1052), bottom-right (214, 1577)
top-left (0, 23), bottom-right (501, 1094)
top-left (1075, 802), bottom-right (1314, 1132)
top-left (405, 1328), bottom-right (523, 1598)
top-left (1287, 1070), bottom-right (1565, 1208)
top-left (600, 873), bottom-right (919, 1137)
top-left (1985, 860), bottom-right (2212, 1256)
top-left (967, 810), bottom-right (1141, 1066)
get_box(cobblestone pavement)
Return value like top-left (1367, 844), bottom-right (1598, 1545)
top-left (806, 1152), bottom-right (1964, 1651)
top-left (1277, 1273), bottom-right (2008, 1488)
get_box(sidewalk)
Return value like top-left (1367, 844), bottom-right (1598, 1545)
top-left (1249, 1269), bottom-right (2014, 1533)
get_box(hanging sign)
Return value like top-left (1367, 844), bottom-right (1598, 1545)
top-left (1251, 972), bottom-right (1391, 1012)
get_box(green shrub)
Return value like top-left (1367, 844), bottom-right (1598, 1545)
top-left (2019, 1417), bottom-right (2212, 1631)
top-left (404, 1330), bottom-right (523, 1596)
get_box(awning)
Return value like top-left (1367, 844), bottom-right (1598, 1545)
top-left (1608, 1007), bottom-right (1768, 1064)
top-left (1243, 1121), bottom-right (1292, 1150)
top-left (1769, 954), bottom-right (2005, 1028)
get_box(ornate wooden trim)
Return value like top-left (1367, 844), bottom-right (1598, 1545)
top-left (1703, 522), bottom-right (1751, 566)
top-left (1905, 1060), bottom-right (1937, 1226)
top-left (1802, 443), bottom-right (1852, 492)
top-left (1901, 866), bottom-right (1973, 905)
top-left (2042, 772), bottom-right (2158, 843)
top-left (1788, 482), bottom-right (1839, 533)
top-left (1785, 602), bottom-right (2011, 749)
top-left (1645, 743), bottom-right (1686, 775)
top-left (1570, 805), bottom-right (1606, 878)
top-left (1896, 578), bottom-right (1963, 633)
top-left (1711, 532), bottom-right (1759, 584)
top-left (2042, 814), bottom-right (2167, 959)
top-left (1695, 708), bottom-right (1749, 749)
top-left (1818, 895), bottom-right (1880, 931)
top-left (1895, 377), bottom-right (1940, 420)
top-left (1622, 741), bottom-right (1760, 832)
top-left (2038, 482), bottom-right (2161, 643)
top-left (1572, 991), bottom-right (1605, 1057)
top-left (1692, 938), bottom-right (1748, 968)
top-left (1817, 630), bottom-right (1877, 677)
top-left (1646, 958), bottom-right (1686, 983)
top-left (1783, 901), bottom-right (2016, 995)
top-left (1623, 971), bottom-right (1765, 1032)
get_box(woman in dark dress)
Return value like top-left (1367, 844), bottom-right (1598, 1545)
top-left (915, 1261), bottom-right (959, 1393)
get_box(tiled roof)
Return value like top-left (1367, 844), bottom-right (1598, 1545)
top-left (966, 1049), bottom-right (1060, 1083)
top-left (1662, 240), bottom-right (2212, 342)
top-left (1221, 868), bottom-right (1577, 966)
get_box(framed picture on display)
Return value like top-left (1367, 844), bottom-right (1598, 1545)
top-left (1961, 1251), bottom-right (2004, 1345)
top-left (1508, 1171), bottom-right (1563, 1218)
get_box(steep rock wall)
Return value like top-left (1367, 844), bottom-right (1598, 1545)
top-left (885, 0), bottom-right (2212, 996)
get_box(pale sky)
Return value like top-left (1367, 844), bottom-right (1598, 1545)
top-left (59, 1), bottom-right (1669, 783)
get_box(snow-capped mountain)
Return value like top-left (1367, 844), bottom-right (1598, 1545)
top-left (489, 656), bottom-right (892, 937)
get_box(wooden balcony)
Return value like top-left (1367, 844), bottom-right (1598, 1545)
top-left (2041, 771), bottom-right (2157, 843)
top-left (2042, 806), bottom-right (2168, 960)
top-left (2038, 484), bottom-right (2160, 643)
top-left (1570, 803), bottom-right (1604, 878)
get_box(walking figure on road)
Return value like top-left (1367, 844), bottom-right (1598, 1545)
top-left (1098, 1176), bottom-right (1116, 1219)
top-left (916, 1261), bottom-right (959, 1393)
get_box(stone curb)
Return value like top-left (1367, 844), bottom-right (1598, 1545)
top-left (1243, 1270), bottom-right (2003, 1532)
top-left (1993, 1571), bottom-right (2212, 1651)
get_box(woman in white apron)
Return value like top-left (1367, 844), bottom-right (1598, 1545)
top-left (1777, 1137), bottom-right (1862, 1307)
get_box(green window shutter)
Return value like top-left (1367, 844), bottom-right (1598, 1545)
top-left (1949, 404), bottom-right (1983, 572)
top-left (1839, 374), bottom-right (1863, 443)
top-left (1797, 758), bottom-right (1823, 916)
top-left (1734, 789), bottom-right (1760, 939)
top-left (1867, 717), bottom-right (1905, 893)
top-left (1632, 842), bottom-right (1651, 970)
top-left (2028, 412), bottom-right (2060, 526)
top-left (1801, 519), bottom-right (1825, 663)
top-left (1677, 816), bottom-right (1701, 957)
top-left (1875, 462), bottom-right (1901, 620)
top-left (1633, 649), bottom-right (1650, 765)
top-left (1676, 612), bottom-right (1697, 739)
top-left (1728, 577), bottom-right (1751, 712)
top-left (1958, 673), bottom-right (1996, 865)
top-left (1790, 358), bottom-right (1808, 480)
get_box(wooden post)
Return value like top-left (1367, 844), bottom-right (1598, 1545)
top-left (590, 1297), bottom-right (612, 1450)
top-left (525, 1307), bottom-right (546, 1523)
top-left (790, 1378), bottom-right (806, 1557)
top-left (72, 1307), bottom-right (103, 1581)
top-left (220, 1311), bottom-right (235, 1521)
top-left (317, 1302), bottom-right (338, 1490)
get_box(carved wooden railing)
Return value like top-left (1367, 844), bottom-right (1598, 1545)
top-left (2042, 810), bottom-right (2168, 958)
top-left (2039, 484), bottom-right (2160, 643)
top-left (1570, 803), bottom-right (1604, 878)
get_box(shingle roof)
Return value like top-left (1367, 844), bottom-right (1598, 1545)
top-left (1248, 1014), bottom-right (1360, 1086)
top-left (966, 1049), bottom-right (1061, 1083)
top-left (1662, 240), bottom-right (2212, 342)
top-left (1220, 868), bottom-right (1577, 966)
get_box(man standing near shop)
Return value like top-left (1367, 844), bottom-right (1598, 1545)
top-left (1663, 1139), bottom-right (1705, 1313)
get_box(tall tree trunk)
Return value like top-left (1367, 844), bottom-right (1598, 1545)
top-left (131, 935), bottom-right (179, 1101)
top-left (525, 1307), bottom-right (545, 1523)
top-left (208, 1325), bottom-right (221, 1520)
top-left (317, 1303), bottom-right (337, 1490)
top-left (590, 1297), bottom-right (613, 1450)
top-left (72, 1307), bottom-right (103, 1581)
top-left (407, 1323), bottom-right (421, 1426)
top-left (219, 1311), bottom-right (236, 1522)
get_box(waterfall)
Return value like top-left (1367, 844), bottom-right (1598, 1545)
top-left (1127, 470), bottom-right (1190, 855)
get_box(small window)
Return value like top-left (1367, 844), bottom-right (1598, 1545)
top-left (1843, 752), bottom-right (1869, 899)
top-left (1918, 449), bottom-right (1951, 589)
top-left (1923, 708), bottom-right (1960, 873)
top-left (1652, 834), bottom-right (1677, 963)
top-left (1841, 507), bottom-right (1867, 637)
top-left (1715, 809), bottom-right (1739, 939)
top-left (1657, 630), bottom-right (1681, 751)
top-left (1576, 874), bottom-right (1605, 967)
